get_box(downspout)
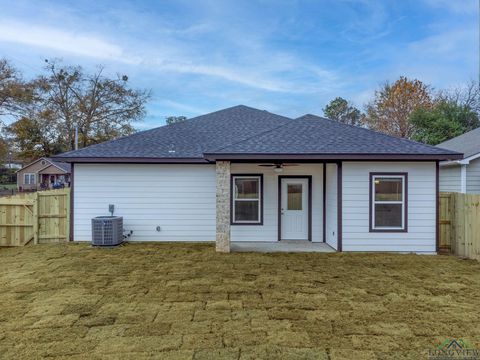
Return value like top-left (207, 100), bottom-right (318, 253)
top-left (460, 164), bottom-right (467, 194)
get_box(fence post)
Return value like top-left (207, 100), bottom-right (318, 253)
top-left (65, 188), bottom-right (71, 242)
top-left (33, 192), bottom-right (39, 245)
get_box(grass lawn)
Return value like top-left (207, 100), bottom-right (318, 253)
top-left (0, 243), bottom-right (479, 359)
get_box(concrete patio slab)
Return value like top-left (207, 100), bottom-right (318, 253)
top-left (231, 241), bottom-right (336, 253)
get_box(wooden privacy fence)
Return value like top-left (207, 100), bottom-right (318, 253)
top-left (0, 188), bottom-right (70, 246)
top-left (439, 192), bottom-right (480, 261)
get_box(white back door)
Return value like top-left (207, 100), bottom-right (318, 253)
top-left (281, 178), bottom-right (309, 240)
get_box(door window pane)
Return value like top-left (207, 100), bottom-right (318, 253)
top-left (235, 201), bottom-right (259, 221)
top-left (375, 177), bottom-right (402, 201)
top-left (374, 204), bottom-right (402, 227)
top-left (287, 184), bottom-right (302, 210)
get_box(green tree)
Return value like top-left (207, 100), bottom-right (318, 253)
top-left (365, 76), bottom-right (433, 138)
top-left (410, 100), bottom-right (480, 145)
top-left (166, 116), bottom-right (187, 125)
top-left (5, 113), bottom-right (63, 161)
top-left (323, 97), bottom-right (364, 126)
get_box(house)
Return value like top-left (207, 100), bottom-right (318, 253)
top-left (17, 157), bottom-right (71, 191)
top-left (437, 127), bottom-right (480, 194)
top-left (54, 105), bottom-right (461, 253)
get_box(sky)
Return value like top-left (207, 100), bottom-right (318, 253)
top-left (0, 0), bottom-right (478, 130)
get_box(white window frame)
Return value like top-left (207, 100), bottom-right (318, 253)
top-left (232, 175), bottom-right (262, 224)
top-left (371, 174), bottom-right (406, 231)
top-left (24, 173), bottom-right (36, 185)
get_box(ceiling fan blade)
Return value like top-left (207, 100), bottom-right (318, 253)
top-left (282, 164), bottom-right (299, 166)
top-left (258, 164), bottom-right (275, 167)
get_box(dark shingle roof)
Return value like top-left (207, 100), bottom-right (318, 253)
top-left (54, 106), bottom-right (462, 162)
top-left (436, 127), bottom-right (480, 159)
top-left (56, 105), bottom-right (290, 161)
top-left (206, 114), bottom-right (461, 157)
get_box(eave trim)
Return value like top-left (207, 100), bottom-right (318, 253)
top-left (203, 153), bottom-right (464, 161)
top-left (52, 157), bottom-right (210, 164)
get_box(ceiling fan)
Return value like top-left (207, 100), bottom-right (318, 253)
top-left (258, 163), bottom-right (298, 173)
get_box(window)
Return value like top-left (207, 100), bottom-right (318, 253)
top-left (231, 175), bottom-right (263, 224)
top-left (24, 173), bottom-right (36, 185)
top-left (370, 173), bottom-right (407, 232)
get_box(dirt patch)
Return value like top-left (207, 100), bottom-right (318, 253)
top-left (0, 243), bottom-right (479, 359)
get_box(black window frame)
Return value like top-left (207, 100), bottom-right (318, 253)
top-left (369, 172), bottom-right (408, 233)
top-left (230, 174), bottom-right (264, 225)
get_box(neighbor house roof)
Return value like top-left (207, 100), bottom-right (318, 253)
top-left (54, 105), bottom-right (462, 162)
top-left (16, 157), bottom-right (71, 173)
top-left (436, 127), bottom-right (480, 159)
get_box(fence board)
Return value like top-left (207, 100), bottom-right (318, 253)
top-left (440, 192), bottom-right (480, 261)
top-left (439, 193), bottom-right (453, 253)
top-left (0, 188), bottom-right (70, 246)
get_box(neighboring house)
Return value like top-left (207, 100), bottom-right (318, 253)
top-left (437, 127), bottom-right (480, 194)
top-left (16, 157), bottom-right (71, 191)
top-left (55, 105), bottom-right (461, 253)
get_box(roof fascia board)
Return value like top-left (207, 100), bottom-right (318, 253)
top-left (52, 157), bottom-right (210, 164)
top-left (204, 153), bottom-right (464, 161)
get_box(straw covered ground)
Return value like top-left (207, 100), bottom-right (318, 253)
top-left (0, 243), bottom-right (479, 359)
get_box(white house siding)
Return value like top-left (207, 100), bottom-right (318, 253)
top-left (439, 165), bottom-right (461, 193)
top-left (466, 158), bottom-right (480, 194)
top-left (325, 164), bottom-right (338, 250)
top-left (230, 163), bottom-right (324, 242)
top-left (342, 162), bottom-right (436, 252)
top-left (73, 164), bottom-right (216, 242)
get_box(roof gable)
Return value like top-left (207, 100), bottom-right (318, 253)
top-left (16, 157), bottom-right (50, 173)
top-left (17, 157), bottom-right (71, 174)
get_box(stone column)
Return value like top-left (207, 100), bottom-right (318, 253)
top-left (216, 161), bottom-right (231, 253)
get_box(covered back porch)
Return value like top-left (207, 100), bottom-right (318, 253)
top-left (215, 160), bottom-right (342, 253)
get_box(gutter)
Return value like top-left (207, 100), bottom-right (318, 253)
top-left (440, 151), bottom-right (480, 167)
